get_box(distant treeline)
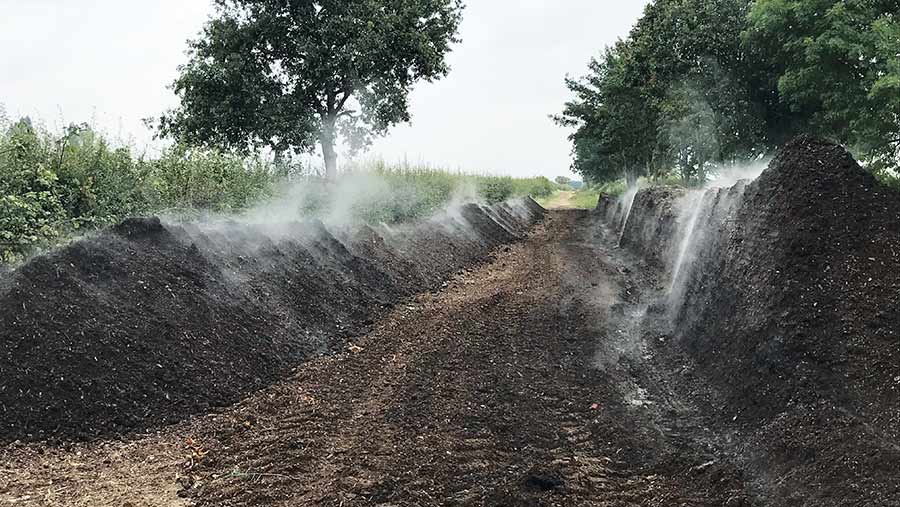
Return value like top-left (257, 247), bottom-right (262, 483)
top-left (0, 117), bottom-right (554, 263)
top-left (556, 0), bottom-right (900, 187)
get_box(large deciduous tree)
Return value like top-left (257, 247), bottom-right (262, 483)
top-left (554, 42), bottom-right (658, 186)
top-left (157, 0), bottom-right (464, 178)
top-left (556, 0), bottom-right (767, 186)
top-left (745, 0), bottom-right (900, 170)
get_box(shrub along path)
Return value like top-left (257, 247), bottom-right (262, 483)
top-left (2, 210), bottom-right (750, 506)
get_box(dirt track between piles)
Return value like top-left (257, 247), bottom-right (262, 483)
top-left (4, 210), bottom-right (749, 506)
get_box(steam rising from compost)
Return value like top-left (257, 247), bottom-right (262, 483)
top-left (669, 191), bottom-right (705, 293)
top-left (0, 170), bottom-right (545, 442)
top-left (600, 159), bottom-right (769, 312)
top-left (704, 159), bottom-right (769, 189)
top-left (667, 159), bottom-right (769, 294)
top-left (239, 173), bottom-right (478, 229)
top-left (617, 184), bottom-right (641, 247)
top-left (158, 171), bottom-right (507, 255)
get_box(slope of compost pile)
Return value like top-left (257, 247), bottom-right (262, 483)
top-left (0, 198), bottom-right (545, 444)
top-left (605, 136), bottom-right (900, 505)
top-left (598, 186), bottom-right (688, 266)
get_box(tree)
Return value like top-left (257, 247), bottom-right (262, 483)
top-left (745, 0), bottom-right (900, 170)
top-left (554, 176), bottom-right (571, 185)
top-left (658, 82), bottom-right (721, 185)
top-left (555, 41), bottom-right (658, 186)
top-left (157, 0), bottom-right (464, 178)
top-left (556, 0), bottom-right (768, 186)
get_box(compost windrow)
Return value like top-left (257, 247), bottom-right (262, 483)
top-left (0, 199), bottom-right (544, 443)
top-left (606, 136), bottom-right (900, 505)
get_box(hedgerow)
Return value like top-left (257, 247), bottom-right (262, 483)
top-left (1, 118), bottom-right (552, 263)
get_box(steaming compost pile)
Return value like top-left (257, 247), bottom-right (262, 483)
top-left (2, 137), bottom-right (898, 507)
top-left (675, 137), bottom-right (900, 504)
top-left (604, 136), bottom-right (900, 505)
top-left (0, 198), bottom-right (544, 443)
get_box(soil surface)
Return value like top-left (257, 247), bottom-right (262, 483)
top-left (1, 210), bottom-right (752, 506)
top-left (3, 159), bottom-right (897, 507)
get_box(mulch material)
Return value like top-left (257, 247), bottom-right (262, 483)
top-left (0, 199), bottom-right (543, 443)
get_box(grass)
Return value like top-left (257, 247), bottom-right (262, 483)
top-left (559, 174), bottom-right (684, 210)
top-left (533, 192), bottom-right (557, 208)
top-left (569, 189), bottom-right (601, 209)
top-left (534, 179), bottom-right (625, 210)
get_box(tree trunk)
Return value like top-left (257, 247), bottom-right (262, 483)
top-left (321, 140), bottom-right (337, 180)
top-left (319, 115), bottom-right (338, 180)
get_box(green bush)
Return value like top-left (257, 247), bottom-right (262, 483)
top-left (0, 118), bottom-right (286, 262)
top-left (511, 176), bottom-right (556, 198)
top-left (332, 163), bottom-right (555, 224)
top-left (593, 179), bottom-right (627, 198)
top-left (51, 127), bottom-right (154, 226)
top-left (0, 117), bottom-right (556, 263)
top-left (0, 192), bottom-right (66, 263)
top-left (875, 170), bottom-right (900, 193)
top-left (477, 176), bottom-right (514, 203)
top-left (570, 189), bottom-right (601, 209)
top-left (151, 147), bottom-right (282, 212)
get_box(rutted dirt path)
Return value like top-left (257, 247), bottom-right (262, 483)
top-left (2, 210), bottom-right (749, 506)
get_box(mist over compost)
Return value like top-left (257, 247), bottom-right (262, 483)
top-left (599, 158), bottom-right (769, 297)
top-left (596, 136), bottom-right (900, 505)
top-left (0, 191), bottom-right (544, 443)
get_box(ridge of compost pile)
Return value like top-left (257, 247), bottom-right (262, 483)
top-left (0, 198), bottom-right (545, 444)
top-left (677, 137), bottom-right (899, 418)
top-left (603, 136), bottom-right (900, 504)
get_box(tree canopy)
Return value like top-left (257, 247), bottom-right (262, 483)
top-left (157, 0), bottom-right (464, 178)
top-left (558, 0), bottom-right (900, 185)
top-left (745, 0), bottom-right (900, 172)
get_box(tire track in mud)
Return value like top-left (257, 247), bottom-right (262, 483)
top-left (2, 210), bottom-right (750, 506)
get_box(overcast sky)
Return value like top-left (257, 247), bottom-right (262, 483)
top-left (1, 1), bottom-right (648, 178)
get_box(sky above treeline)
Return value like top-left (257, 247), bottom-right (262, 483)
top-left (1, 0), bottom-right (649, 178)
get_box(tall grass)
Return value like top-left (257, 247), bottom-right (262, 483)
top-left (569, 189), bottom-right (601, 209)
top-left (290, 160), bottom-right (556, 224)
top-left (0, 118), bottom-right (289, 262)
top-left (0, 117), bottom-right (555, 263)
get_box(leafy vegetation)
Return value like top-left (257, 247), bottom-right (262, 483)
top-left (11, 0), bottom-right (898, 263)
top-left (745, 0), bottom-right (900, 172)
top-left (0, 117), bottom-right (551, 264)
top-left (569, 189), bottom-right (602, 209)
top-left (558, 0), bottom-right (900, 186)
top-left (285, 162), bottom-right (555, 224)
top-left (877, 171), bottom-right (900, 193)
top-left (0, 117), bottom-right (286, 263)
top-left (591, 179), bottom-right (628, 199)
top-left (156, 0), bottom-right (464, 178)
